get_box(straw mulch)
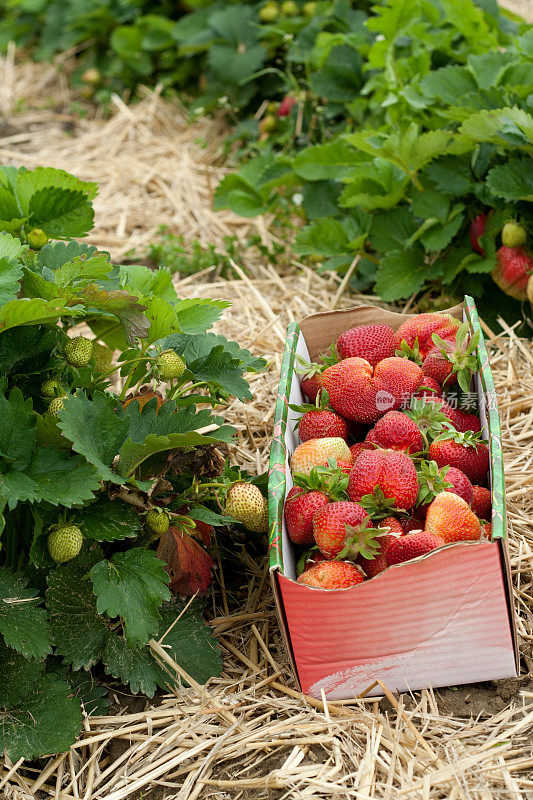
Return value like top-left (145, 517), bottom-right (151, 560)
top-left (0, 49), bottom-right (532, 800)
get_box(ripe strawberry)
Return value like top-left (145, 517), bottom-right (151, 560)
top-left (47, 396), bottom-right (67, 418)
top-left (64, 336), bottom-right (94, 368)
top-left (406, 396), bottom-right (459, 440)
top-left (278, 95), bottom-right (296, 117)
top-left (156, 350), bottom-right (186, 380)
top-left (225, 482), bottom-right (268, 532)
top-left (295, 350), bottom-right (338, 402)
top-left (290, 437), bottom-right (352, 475)
top-left (297, 560), bottom-right (364, 589)
top-left (492, 246), bottom-right (533, 300)
top-left (425, 492), bottom-right (482, 543)
top-left (471, 485), bottom-right (491, 520)
top-left (454, 409), bottom-right (481, 433)
top-left (386, 531), bottom-right (445, 566)
top-left (145, 509), bottom-right (170, 535)
top-left (502, 221), bottom-right (526, 248)
top-left (482, 521), bottom-right (492, 540)
top-left (398, 515), bottom-right (424, 534)
top-left (299, 549), bottom-right (329, 573)
top-left (417, 460), bottom-right (474, 513)
top-left (357, 531), bottom-right (399, 578)
top-left (413, 376), bottom-right (442, 399)
top-left (380, 516), bottom-right (404, 535)
top-left (350, 442), bottom-right (373, 461)
top-left (41, 378), bottom-right (66, 401)
top-left (348, 449), bottom-right (419, 513)
top-left (322, 357), bottom-right (423, 423)
top-left (394, 313), bottom-right (460, 360)
top-left (312, 501), bottom-right (378, 560)
top-left (285, 487), bottom-right (329, 545)
top-left (291, 391), bottom-right (350, 442)
top-left (336, 324), bottom-right (395, 366)
top-left (469, 213), bottom-right (486, 256)
top-left (48, 524), bottom-right (83, 563)
top-left (421, 322), bottom-right (479, 392)
top-left (365, 410), bottom-right (424, 455)
top-left (429, 431), bottom-right (489, 484)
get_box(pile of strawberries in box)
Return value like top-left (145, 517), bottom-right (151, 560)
top-left (285, 312), bottom-right (493, 590)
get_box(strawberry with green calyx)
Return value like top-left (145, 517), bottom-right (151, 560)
top-left (429, 429), bottom-right (489, 484)
top-left (393, 313), bottom-right (460, 360)
top-left (41, 378), bottom-right (66, 402)
top-left (417, 460), bottom-right (473, 510)
top-left (312, 500), bottom-right (381, 560)
top-left (492, 246), bottom-right (533, 300)
top-left (292, 461), bottom-right (349, 500)
top-left (422, 323), bottom-right (479, 391)
top-left (47, 396), bottom-right (67, 418)
top-left (405, 396), bottom-right (458, 443)
top-left (27, 228), bottom-right (48, 249)
top-left (285, 486), bottom-right (329, 545)
top-left (348, 449), bottom-right (419, 513)
top-left (155, 350), bottom-right (186, 381)
top-left (47, 524), bottom-right (83, 563)
top-left (502, 221), bottom-right (526, 248)
top-left (63, 336), bottom-right (94, 368)
top-left (297, 560), bottom-right (365, 589)
top-left (295, 347), bottom-right (338, 402)
top-left (145, 508), bottom-right (170, 535)
top-left (290, 389), bottom-right (350, 442)
top-left (225, 481), bottom-right (268, 533)
top-left (357, 521), bottom-right (402, 578)
top-left (412, 376), bottom-right (442, 400)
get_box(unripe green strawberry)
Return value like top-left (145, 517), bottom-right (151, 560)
top-left (48, 525), bottom-right (83, 563)
top-left (145, 509), bottom-right (170, 535)
top-left (225, 482), bottom-right (268, 533)
top-left (27, 228), bottom-right (48, 249)
top-left (502, 221), bottom-right (526, 248)
top-left (41, 378), bottom-right (65, 399)
top-left (82, 67), bottom-right (102, 86)
top-left (64, 336), bottom-right (94, 368)
top-left (260, 114), bottom-right (277, 134)
top-left (47, 396), bottom-right (67, 418)
top-left (259, 2), bottom-right (279, 22)
top-left (303, 1), bottom-right (316, 15)
top-left (281, 0), bottom-right (299, 15)
top-left (156, 350), bottom-right (186, 380)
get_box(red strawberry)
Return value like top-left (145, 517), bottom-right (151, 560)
top-left (357, 531), bottom-right (399, 578)
top-left (284, 487), bottom-right (329, 545)
top-left (291, 437), bottom-right (352, 475)
top-left (365, 410), bottom-right (424, 455)
top-left (295, 350), bottom-right (338, 402)
top-left (398, 515), bottom-right (424, 534)
top-left (350, 441), bottom-right (373, 461)
top-left (413, 376), bottom-right (442, 399)
top-left (291, 391), bottom-right (350, 442)
top-left (470, 213), bottom-right (486, 256)
top-left (322, 357), bottom-right (423, 423)
top-left (297, 560), bottom-right (364, 589)
top-left (417, 460), bottom-right (474, 509)
top-left (386, 531), bottom-right (445, 566)
top-left (429, 432), bottom-right (489, 484)
top-left (471, 485), bottom-right (491, 519)
top-left (278, 95), bottom-right (296, 117)
top-left (492, 246), bottom-right (533, 300)
top-left (380, 515), bottom-right (404, 535)
top-left (336, 324), bottom-right (395, 366)
top-left (348, 449), bottom-right (419, 512)
top-left (425, 492), bottom-right (482, 543)
top-left (406, 397), bottom-right (459, 440)
top-left (299, 549), bottom-right (329, 573)
top-left (482, 521), bottom-right (492, 540)
top-left (454, 409), bottom-right (481, 433)
top-left (312, 501), bottom-right (377, 559)
top-left (394, 313), bottom-right (460, 360)
top-left (421, 322), bottom-right (479, 392)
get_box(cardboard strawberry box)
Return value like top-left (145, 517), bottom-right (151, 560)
top-left (268, 297), bottom-right (519, 699)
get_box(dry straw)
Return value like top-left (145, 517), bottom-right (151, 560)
top-left (0, 46), bottom-right (532, 800)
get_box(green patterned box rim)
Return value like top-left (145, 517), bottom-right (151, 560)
top-left (268, 298), bottom-right (506, 572)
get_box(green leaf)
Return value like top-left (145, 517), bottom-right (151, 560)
top-left (0, 388), bottom-right (35, 470)
top-left (425, 156), bottom-right (475, 195)
top-left (28, 187), bottom-right (95, 239)
top-left (187, 345), bottom-right (253, 400)
top-left (58, 391), bottom-right (130, 484)
top-left (486, 157), bottom-right (533, 201)
top-left (420, 65), bottom-right (478, 104)
top-left (0, 256), bottom-right (24, 307)
top-left (213, 174), bottom-right (268, 217)
top-left (75, 284), bottom-right (150, 346)
top-left (207, 43), bottom-right (266, 86)
top-left (420, 214), bottom-right (464, 252)
top-left (47, 663), bottom-right (109, 716)
top-left (119, 263), bottom-right (177, 302)
top-left (0, 297), bottom-right (77, 331)
top-left (71, 496), bottom-right (141, 542)
top-left (293, 140), bottom-right (360, 181)
top-left (27, 446), bottom-right (101, 507)
top-left (294, 217), bottom-right (354, 256)
top-left (369, 207), bottom-right (417, 252)
top-left (374, 247), bottom-right (430, 301)
top-left (0, 232), bottom-right (24, 263)
top-left (90, 548), bottom-right (170, 647)
top-left (15, 167), bottom-right (98, 213)
top-left (310, 45), bottom-right (362, 102)
top-left (0, 567), bottom-right (51, 659)
top-left (340, 158), bottom-right (408, 210)
top-left (175, 298), bottom-right (231, 335)
top-left (0, 674), bottom-right (82, 760)
top-left (164, 332), bottom-right (266, 373)
top-left (53, 252), bottom-right (113, 288)
top-left (103, 600), bottom-right (222, 696)
top-left (142, 296), bottom-right (182, 345)
top-left (36, 240), bottom-right (99, 272)
top-left (0, 642), bottom-right (43, 707)
top-left (47, 547), bottom-right (110, 671)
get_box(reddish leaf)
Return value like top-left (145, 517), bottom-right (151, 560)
top-left (157, 526), bottom-right (213, 596)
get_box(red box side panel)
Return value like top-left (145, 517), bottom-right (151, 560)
top-left (278, 542), bottom-right (517, 699)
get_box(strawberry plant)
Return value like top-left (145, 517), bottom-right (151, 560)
top-left (0, 165), bottom-right (266, 760)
